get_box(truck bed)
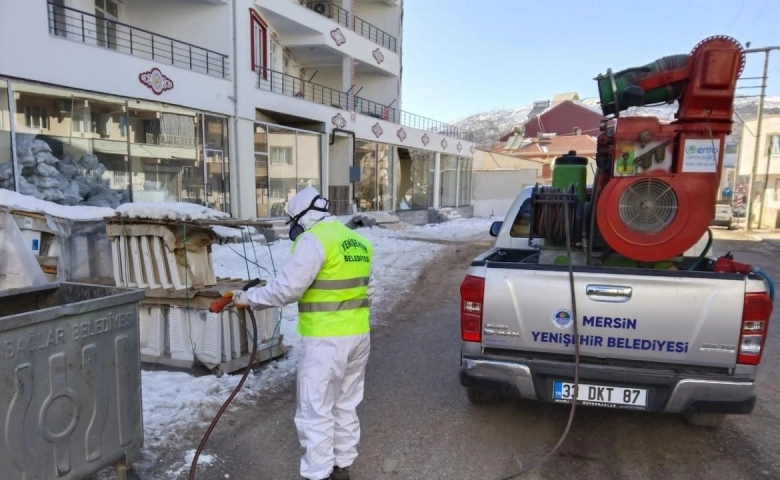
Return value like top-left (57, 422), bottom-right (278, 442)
top-left (470, 247), bottom-right (749, 370)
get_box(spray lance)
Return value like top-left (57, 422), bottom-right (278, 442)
top-left (188, 278), bottom-right (263, 480)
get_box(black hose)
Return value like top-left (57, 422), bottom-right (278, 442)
top-left (494, 201), bottom-right (581, 480)
top-left (189, 308), bottom-right (259, 480)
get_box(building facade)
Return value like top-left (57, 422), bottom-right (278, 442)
top-left (736, 116), bottom-right (780, 229)
top-left (0, 0), bottom-right (475, 220)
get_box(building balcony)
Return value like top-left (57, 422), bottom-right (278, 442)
top-left (256, 69), bottom-right (473, 142)
top-left (254, 0), bottom-right (400, 77)
top-left (300, 1), bottom-right (398, 53)
top-left (258, 68), bottom-right (349, 109)
top-left (47, 2), bottom-right (230, 79)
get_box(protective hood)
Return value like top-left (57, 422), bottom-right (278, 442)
top-left (286, 186), bottom-right (332, 230)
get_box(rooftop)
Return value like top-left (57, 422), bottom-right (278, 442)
top-left (494, 134), bottom-right (598, 158)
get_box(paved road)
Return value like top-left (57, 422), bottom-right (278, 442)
top-left (159, 229), bottom-right (780, 480)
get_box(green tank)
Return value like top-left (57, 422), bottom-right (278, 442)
top-left (552, 151), bottom-right (588, 203)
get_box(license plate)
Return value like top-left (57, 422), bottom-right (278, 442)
top-left (552, 381), bottom-right (647, 409)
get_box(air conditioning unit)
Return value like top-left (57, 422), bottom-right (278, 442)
top-left (313, 2), bottom-right (328, 15)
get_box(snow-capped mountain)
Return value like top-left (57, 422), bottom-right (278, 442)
top-left (451, 96), bottom-right (780, 148)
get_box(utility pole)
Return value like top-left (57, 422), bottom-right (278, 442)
top-left (744, 46), bottom-right (779, 231)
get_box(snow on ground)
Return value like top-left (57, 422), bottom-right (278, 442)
top-left (138, 216), bottom-right (493, 475)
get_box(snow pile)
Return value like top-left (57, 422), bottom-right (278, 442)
top-left (0, 187), bottom-right (115, 221)
top-left (165, 448), bottom-right (217, 478)
top-left (139, 216), bottom-right (492, 464)
top-left (114, 202), bottom-right (230, 221)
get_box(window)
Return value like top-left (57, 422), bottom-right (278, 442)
top-left (95, 0), bottom-right (119, 50)
top-left (24, 106), bottom-right (49, 130)
top-left (775, 179), bottom-right (780, 202)
top-left (271, 146), bottom-right (292, 165)
top-left (250, 10), bottom-right (268, 78)
top-left (768, 134), bottom-right (780, 157)
top-left (49, 0), bottom-right (67, 38)
top-left (113, 169), bottom-right (128, 185)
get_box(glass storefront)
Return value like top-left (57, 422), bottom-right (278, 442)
top-left (0, 80), bottom-right (230, 212)
top-left (440, 154), bottom-right (458, 208)
top-left (396, 147), bottom-right (433, 210)
top-left (354, 140), bottom-right (394, 212)
top-left (254, 122), bottom-right (322, 218)
top-left (437, 155), bottom-right (473, 209)
top-left (458, 157), bottom-right (473, 207)
top-left (0, 80), bottom-right (13, 192)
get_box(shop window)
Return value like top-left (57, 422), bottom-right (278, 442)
top-left (458, 157), bottom-right (473, 207)
top-left (203, 115), bottom-right (230, 214)
top-left (254, 122), bottom-right (321, 218)
top-left (296, 130), bottom-right (321, 193)
top-left (355, 140), bottom-right (394, 212)
top-left (2, 82), bottom-right (231, 213)
top-left (440, 155), bottom-right (458, 208)
top-left (254, 124), bottom-right (268, 153)
top-left (8, 84), bottom-right (128, 207)
top-left (396, 148), bottom-right (432, 210)
top-left (0, 80), bottom-right (13, 192)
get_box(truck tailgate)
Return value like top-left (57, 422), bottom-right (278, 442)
top-left (481, 266), bottom-right (746, 368)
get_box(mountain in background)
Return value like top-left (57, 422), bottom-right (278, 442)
top-left (451, 96), bottom-right (780, 148)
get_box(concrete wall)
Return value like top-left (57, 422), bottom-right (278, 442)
top-left (353, 2), bottom-right (402, 39)
top-left (354, 72), bottom-right (399, 107)
top-left (473, 149), bottom-right (543, 177)
top-left (122, 0), bottom-right (232, 55)
top-left (254, 0), bottom-right (401, 77)
top-left (0, 0), bottom-right (234, 116)
top-left (471, 169), bottom-right (537, 218)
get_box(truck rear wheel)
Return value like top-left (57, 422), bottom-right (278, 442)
top-left (466, 388), bottom-right (503, 405)
top-left (681, 411), bottom-right (726, 428)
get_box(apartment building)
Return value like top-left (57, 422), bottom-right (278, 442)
top-left (0, 0), bottom-right (475, 222)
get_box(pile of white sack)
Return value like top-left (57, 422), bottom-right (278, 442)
top-left (0, 134), bottom-right (126, 208)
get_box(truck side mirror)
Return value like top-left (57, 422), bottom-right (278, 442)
top-left (490, 221), bottom-right (503, 237)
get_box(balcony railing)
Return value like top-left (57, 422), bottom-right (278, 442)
top-left (257, 68), bottom-right (348, 109)
top-left (258, 70), bottom-right (472, 142)
top-left (145, 133), bottom-right (197, 148)
top-left (399, 111), bottom-right (474, 142)
top-left (301, 1), bottom-right (398, 53)
top-left (354, 97), bottom-right (472, 141)
top-left (47, 2), bottom-right (230, 79)
top-left (355, 96), bottom-right (397, 122)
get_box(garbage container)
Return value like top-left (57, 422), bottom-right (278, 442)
top-left (0, 282), bottom-right (145, 480)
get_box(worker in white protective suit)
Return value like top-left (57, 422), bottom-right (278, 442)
top-left (232, 186), bottom-right (374, 480)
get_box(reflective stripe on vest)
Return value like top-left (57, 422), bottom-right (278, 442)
top-left (292, 220), bottom-right (373, 337)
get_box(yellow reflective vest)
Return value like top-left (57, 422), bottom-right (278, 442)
top-left (292, 220), bottom-right (373, 337)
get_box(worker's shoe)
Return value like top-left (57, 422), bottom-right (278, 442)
top-left (329, 466), bottom-right (350, 480)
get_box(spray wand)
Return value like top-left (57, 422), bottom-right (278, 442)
top-left (188, 278), bottom-right (262, 480)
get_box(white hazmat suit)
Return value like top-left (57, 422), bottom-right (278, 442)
top-left (237, 187), bottom-right (373, 480)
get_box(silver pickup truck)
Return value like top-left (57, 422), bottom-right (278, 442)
top-left (459, 186), bottom-right (774, 428)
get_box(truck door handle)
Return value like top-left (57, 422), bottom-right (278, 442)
top-left (586, 285), bottom-right (632, 302)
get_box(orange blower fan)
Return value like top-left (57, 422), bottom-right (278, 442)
top-left (593, 36), bottom-right (746, 262)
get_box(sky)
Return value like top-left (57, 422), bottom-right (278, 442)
top-left (400, 0), bottom-right (780, 123)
